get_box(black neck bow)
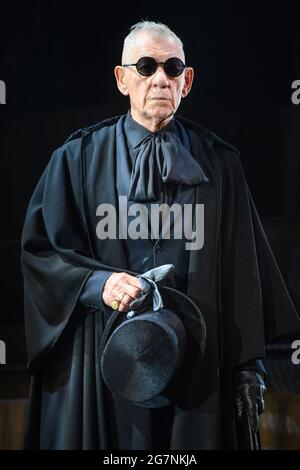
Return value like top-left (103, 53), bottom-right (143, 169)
top-left (128, 131), bottom-right (209, 202)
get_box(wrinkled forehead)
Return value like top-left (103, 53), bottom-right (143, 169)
top-left (128, 33), bottom-right (185, 63)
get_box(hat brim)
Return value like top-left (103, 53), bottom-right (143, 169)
top-left (100, 286), bottom-right (206, 408)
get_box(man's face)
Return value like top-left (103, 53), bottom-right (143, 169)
top-left (115, 33), bottom-right (194, 130)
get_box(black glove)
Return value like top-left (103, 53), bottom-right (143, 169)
top-left (234, 370), bottom-right (266, 433)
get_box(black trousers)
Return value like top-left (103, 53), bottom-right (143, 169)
top-left (105, 389), bottom-right (175, 450)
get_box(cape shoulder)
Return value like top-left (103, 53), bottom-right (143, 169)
top-left (50, 115), bottom-right (123, 165)
top-left (64, 115), bottom-right (122, 144)
top-left (175, 115), bottom-right (240, 156)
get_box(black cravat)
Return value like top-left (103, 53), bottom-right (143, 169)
top-left (128, 131), bottom-right (209, 202)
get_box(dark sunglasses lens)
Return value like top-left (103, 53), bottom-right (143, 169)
top-left (165, 58), bottom-right (185, 77)
top-left (136, 57), bottom-right (157, 76)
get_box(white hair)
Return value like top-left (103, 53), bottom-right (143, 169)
top-left (121, 20), bottom-right (185, 64)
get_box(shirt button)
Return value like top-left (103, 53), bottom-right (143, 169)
top-left (155, 244), bottom-right (162, 254)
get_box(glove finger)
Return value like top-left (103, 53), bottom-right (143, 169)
top-left (235, 394), bottom-right (244, 420)
top-left (247, 402), bottom-right (259, 433)
top-left (241, 387), bottom-right (259, 432)
top-left (257, 389), bottom-right (265, 415)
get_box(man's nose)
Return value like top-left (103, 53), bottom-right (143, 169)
top-left (151, 65), bottom-right (170, 86)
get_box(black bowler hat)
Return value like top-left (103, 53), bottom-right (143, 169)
top-left (100, 265), bottom-right (206, 408)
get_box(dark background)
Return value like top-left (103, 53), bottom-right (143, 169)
top-left (0, 0), bottom-right (299, 400)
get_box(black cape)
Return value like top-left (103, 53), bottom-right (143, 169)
top-left (21, 114), bottom-right (300, 449)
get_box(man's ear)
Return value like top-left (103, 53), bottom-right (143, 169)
top-left (114, 66), bottom-right (129, 96)
top-left (181, 67), bottom-right (194, 98)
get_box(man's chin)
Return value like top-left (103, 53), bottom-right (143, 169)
top-left (147, 107), bottom-right (174, 122)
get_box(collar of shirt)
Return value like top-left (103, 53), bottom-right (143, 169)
top-left (124, 109), bottom-right (179, 151)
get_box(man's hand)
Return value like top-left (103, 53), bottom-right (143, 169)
top-left (102, 272), bottom-right (142, 312)
top-left (234, 370), bottom-right (266, 433)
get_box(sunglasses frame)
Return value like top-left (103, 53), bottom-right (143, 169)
top-left (122, 56), bottom-right (187, 77)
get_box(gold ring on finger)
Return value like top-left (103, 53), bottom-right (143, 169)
top-left (111, 299), bottom-right (120, 310)
top-left (117, 292), bottom-right (125, 302)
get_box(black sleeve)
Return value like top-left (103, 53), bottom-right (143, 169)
top-left (219, 149), bottom-right (300, 368)
top-left (235, 358), bottom-right (267, 382)
top-left (21, 140), bottom-right (116, 371)
top-left (79, 270), bottom-right (112, 312)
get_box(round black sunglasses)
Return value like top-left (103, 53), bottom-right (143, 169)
top-left (122, 56), bottom-right (186, 77)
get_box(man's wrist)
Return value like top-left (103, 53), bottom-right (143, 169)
top-left (79, 270), bottom-right (112, 311)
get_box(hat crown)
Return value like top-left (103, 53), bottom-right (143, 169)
top-left (100, 265), bottom-right (206, 408)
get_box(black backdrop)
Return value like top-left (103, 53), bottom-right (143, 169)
top-left (0, 0), bottom-right (299, 370)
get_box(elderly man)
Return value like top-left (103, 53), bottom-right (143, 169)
top-left (21, 21), bottom-right (300, 450)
